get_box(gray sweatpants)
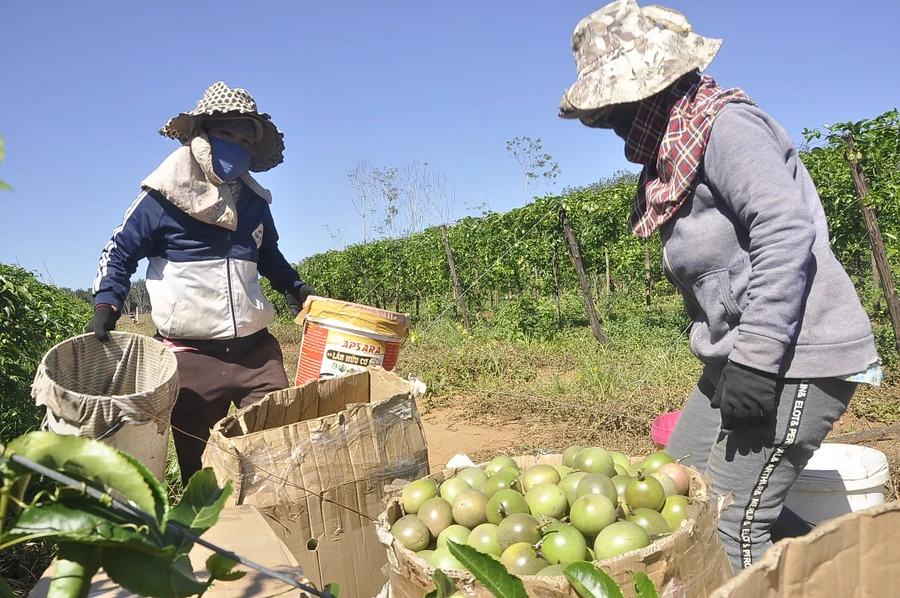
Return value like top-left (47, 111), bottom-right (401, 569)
top-left (665, 366), bottom-right (856, 575)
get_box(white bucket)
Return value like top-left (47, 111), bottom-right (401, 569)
top-left (784, 443), bottom-right (891, 526)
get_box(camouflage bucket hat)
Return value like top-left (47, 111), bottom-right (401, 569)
top-left (159, 81), bottom-right (285, 172)
top-left (558, 0), bottom-right (722, 119)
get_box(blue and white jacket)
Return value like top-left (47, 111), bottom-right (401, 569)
top-left (92, 184), bottom-right (305, 342)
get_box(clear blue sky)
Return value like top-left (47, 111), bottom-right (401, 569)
top-left (2, 0), bottom-right (897, 291)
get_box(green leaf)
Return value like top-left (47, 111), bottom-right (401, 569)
top-left (165, 468), bottom-right (233, 534)
top-left (632, 572), bottom-right (659, 598)
top-left (563, 562), bottom-right (624, 598)
top-left (433, 569), bottom-right (458, 597)
top-left (1, 497), bottom-right (167, 555)
top-left (47, 542), bottom-right (102, 598)
top-left (0, 577), bottom-right (15, 598)
top-left (324, 582), bottom-right (342, 597)
top-left (425, 592), bottom-right (438, 598)
top-left (102, 549), bottom-right (206, 598)
top-left (4, 432), bottom-right (157, 514)
top-left (0, 181), bottom-right (10, 192)
top-left (446, 540), bottom-right (526, 598)
top-left (117, 450), bottom-right (168, 523)
top-left (205, 553), bottom-right (246, 582)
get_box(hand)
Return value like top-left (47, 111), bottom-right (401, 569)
top-left (285, 284), bottom-right (316, 318)
top-left (86, 305), bottom-right (120, 342)
top-left (711, 361), bottom-right (778, 430)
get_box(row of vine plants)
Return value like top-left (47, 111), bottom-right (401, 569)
top-left (291, 111), bottom-right (899, 356)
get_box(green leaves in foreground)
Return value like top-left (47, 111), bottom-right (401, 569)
top-left (430, 541), bottom-right (660, 598)
top-left (0, 431), bottom-right (240, 598)
top-left (446, 541), bottom-right (526, 598)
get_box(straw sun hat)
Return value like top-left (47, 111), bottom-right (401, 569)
top-left (159, 81), bottom-right (285, 172)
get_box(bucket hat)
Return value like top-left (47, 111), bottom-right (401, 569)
top-left (558, 0), bottom-right (722, 119)
top-left (159, 81), bottom-right (285, 172)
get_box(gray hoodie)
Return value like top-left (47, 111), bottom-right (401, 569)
top-left (659, 103), bottom-right (879, 379)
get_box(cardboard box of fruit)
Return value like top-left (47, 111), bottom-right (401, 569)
top-left (376, 447), bottom-right (733, 597)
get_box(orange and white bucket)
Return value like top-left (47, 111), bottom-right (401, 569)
top-left (293, 297), bottom-right (411, 386)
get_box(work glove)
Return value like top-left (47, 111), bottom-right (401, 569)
top-left (285, 284), bottom-right (317, 318)
top-left (711, 361), bottom-right (779, 430)
top-left (86, 304), bottom-right (120, 343)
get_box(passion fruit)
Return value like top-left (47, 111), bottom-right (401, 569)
top-left (520, 465), bottom-right (562, 492)
top-left (641, 452), bottom-right (675, 474)
top-left (623, 475), bottom-right (666, 512)
top-left (569, 494), bottom-right (617, 536)
top-left (609, 451), bottom-right (631, 469)
top-left (657, 463), bottom-right (691, 496)
top-left (536, 563), bottom-right (568, 577)
top-left (467, 523), bottom-right (502, 556)
top-left (558, 471), bottom-right (588, 506)
top-left (437, 524), bottom-right (471, 550)
top-left (593, 521), bottom-right (651, 560)
top-left (524, 483), bottom-right (568, 520)
top-left (429, 546), bottom-right (465, 570)
top-left (497, 513), bottom-right (542, 550)
top-left (575, 473), bottom-right (618, 505)
top-left (650, 472), bottom-right (679, 498)
top-left (391, 514), bottom-right (431, 552)
top-left (486, 488), bottom-right (530, 525)
top-left (484, 455), bottom-right (519, 477)
top-left (573, 447), bottom-right (616, 477)
top-left (562, 445), bottom-right (584, 468)
top-left (401, 479), bottom-right (439, 514)
top-left (626, 507), bottom-right (670, 536)
top-left (482, 468), bottom-right (519, 498)
top-left (439, 477), bottom-right (471, 505)
top-left (540, 523), bottom-right (588, 565)
top-left (417, 496), bottom-right (454, 538)
top-left (452, 489), bottom-right (489, 529)
top-left (661, 495), bottom-right (691, 532)
top-left (500, 542), bottom-right (549, 576)
top-left (611, 475), bottom-right (633, 501)
top-left (457, 467), bottom-right (489, 489)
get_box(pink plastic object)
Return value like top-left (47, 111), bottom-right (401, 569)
top-left (651, 410), bottom-right (682, 447)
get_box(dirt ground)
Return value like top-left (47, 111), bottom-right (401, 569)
top-left (417, 395), bottom-right (900, 500)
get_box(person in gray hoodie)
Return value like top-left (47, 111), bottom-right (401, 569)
top-left (558, 0), bottom-right (882, 574)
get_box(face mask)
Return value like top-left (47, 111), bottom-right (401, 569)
top-left (207, 134), bottom-right (252, 181)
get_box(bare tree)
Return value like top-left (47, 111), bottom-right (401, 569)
top-left (506, 136), bottom-right (561, 203)
top-left (346, 159), bottom-right (458, 241)
top-left (347, 160), bottom-right (379, 243)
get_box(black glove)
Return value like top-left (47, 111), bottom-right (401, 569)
top-left (285, 284), bottom-right (317, 318)
top-left (711, 361), bottom-right (779, 430)
top-left (86, 304), bottom-right (120, 343)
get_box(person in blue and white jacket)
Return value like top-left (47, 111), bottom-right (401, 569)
top-left (89, 81), bottom-right (316, 485)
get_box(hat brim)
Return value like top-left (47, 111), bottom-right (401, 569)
top-left (559, 32), bottom-right (722, 118)
top-left (159, 108), bottom-right (285, 172)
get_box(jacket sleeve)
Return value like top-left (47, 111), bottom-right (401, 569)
top-left (257, 209), bottom-right (305, 293)
top-left (91, 191), bottom-right (163, 310)
top-left (703, 107), bottom-right (817, 375)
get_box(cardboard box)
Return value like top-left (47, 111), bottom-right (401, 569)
top-left (709, 501), bottom-right (900, 598)
top-left (202, 369), bottom-right (430, 598)
top-left (28, 505), bottom-right (310, 597)
top-left (377, 454), bottom-right (733, 598)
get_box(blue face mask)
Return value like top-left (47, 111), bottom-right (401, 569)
top-left (207, 134), bottom-right (252, 181)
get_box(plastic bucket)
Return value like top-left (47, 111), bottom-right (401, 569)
top-left (31, 332), bottom-right (179, 482)
top-left (651, 410), bottom-right (682, 450)
top-left (784, 443), bottom-right (891, 526)
top-left (294, 297), bottom-right (410, 386)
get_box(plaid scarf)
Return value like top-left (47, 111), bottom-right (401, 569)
top-left (626, 71), bottom-right (755, 238)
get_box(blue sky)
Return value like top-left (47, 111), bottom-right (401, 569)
top-left (2, 0), bottom-right (898, 291)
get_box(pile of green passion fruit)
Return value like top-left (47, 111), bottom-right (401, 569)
top-left (390, 445), bottom-right (693, 576)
